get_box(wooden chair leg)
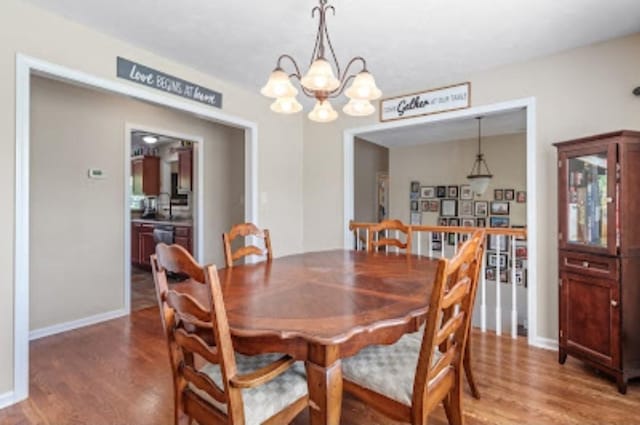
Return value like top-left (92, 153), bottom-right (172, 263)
top-left (447, 378), bottom-right (464, 425)
top-left (464, 339), bottom-right (481, 399)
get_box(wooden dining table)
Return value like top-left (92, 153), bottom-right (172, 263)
top-left (178, 249), bottom-right (439, 425)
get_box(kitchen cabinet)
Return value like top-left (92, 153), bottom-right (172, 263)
top-left (139, 224), bottom-right (156, 267)
top-left (174, 226), bottom-right (193, 253)
top-left (131, 156), bottom-right (160, 196)
top-left (131, 221), bottom-right (192, 268)
top-left (555, 130), bottom-right (640, 394)
top-left (177, 149), bottom-right (193, 193)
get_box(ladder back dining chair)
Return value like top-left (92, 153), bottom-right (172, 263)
top-left (151, 243), bottom-right (308, 425)
top-left (342, 230), bottom-right (484, 425)
top-left (222, 223), bottom-right (273, 268)
top-left (367, 219), bottom-right (413, 253)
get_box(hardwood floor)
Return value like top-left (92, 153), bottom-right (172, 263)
top-left (131, 267), bottom-right (159, 311)
top-left (0, 307), bottom-right (637, 425)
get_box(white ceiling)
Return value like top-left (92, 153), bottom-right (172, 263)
top-left (358, 108), bottom-right (526, 148)
top-left (25, 0), bottom-right (640, 98)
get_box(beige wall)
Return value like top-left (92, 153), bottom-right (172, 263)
top-left (303, 33), bottom-right (640, 343)
top-left (354, 138), bottom-right (389, 223)
top-left (389, 133), bottom-right (526, 226)
top-left (1, 0), bottom-right (303, 394)
top-left (29, 75), bottom-right (244, 331)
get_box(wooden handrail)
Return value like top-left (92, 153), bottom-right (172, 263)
top-left (349, 220), bottom-right (527, 239)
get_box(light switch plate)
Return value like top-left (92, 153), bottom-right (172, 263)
top-left (88, 168), bottom-right (106, 179)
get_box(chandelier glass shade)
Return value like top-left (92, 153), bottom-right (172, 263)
top-left (260, 0), bottom-right (381, 122)
top-left (467, 117), bottom-right (493, 195)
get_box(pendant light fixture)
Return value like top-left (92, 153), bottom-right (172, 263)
top-left (260, 0), bottom-right (381, 123)
top-left (467, 117), bottom-right (493, 195)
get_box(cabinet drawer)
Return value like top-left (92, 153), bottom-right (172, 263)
top-left (560, 251), bottom-right (619, 280)
top-left (175, 226), bottom-right (191, 237)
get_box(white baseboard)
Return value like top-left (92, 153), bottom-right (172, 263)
top-left (532, 336), bottom-right (558, 351)
top-left (29, 308), bottom-right (128, 341)
top-left (0, 391), bottom-right (16, 410)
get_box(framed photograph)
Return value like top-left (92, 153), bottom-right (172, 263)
top-left (485, 267), bottom-right (496, 281)
top-left (447, 185), bottom-right (459, 198)
top-left (515, 244), bottom-right (528, 258)
top-left (494, 189), bottom-right (504, 200)
top-left (447, 233), bottom-right (457, 245)
top-left (462, 218), bottom-right (475, 227)
top-left (515, 270), bottom-right (525, 286)
top-left (460, 185), bottom-right (473, 200)
top-left (432, 241), bottom-right (442, 251)
top-left (515, 258), bottom-right (524, 269)
top-left (504, 189), bottom-right (515, 201)
top-left (436, 186), bottom-right (447, 198)
top-left (440, 199), bottom-right (457, 217)
top-left (490, 201), bottom-right (510, 215)
top-left (517, 191), bottom-right (527, 203)
top-left (487, 253), bottom-right (508, 268)
top-left (420, 186), bottom-right (436, 198)
top-left (410, 192), bottom-right (419, 200)
top-left (474, 201), bottom-right (488, 217)
top-left (428, 200), bottom-right (439, 212)
top-left (438, 217), bottom-right (449, 226)
top-left (460, 200), bottom-right (474, 217)
top-left (488, 234), bottom-right (510, 251)
top-left (410, 212), bottom-right (422, 225)
top-left (476, 217), bottom-right (486, 227)
top-left (499, 269), bottom-right (509, 284)
top-left (490, 216), bottom-right (510, 228)
top-left (432, 232), bottom-right (442, 242)
top-left (410, 200), bottom-right (419, 212)
top-left (411, 181), bottom-right (420, 193)
top-left (421, 200), bottom-right (430, 212)
top-left (448, 218), bottom-right (460, 227)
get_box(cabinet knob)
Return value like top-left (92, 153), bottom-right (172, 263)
top-left (611, 300), bottom-right (618, 307)
top-left (582, 261), bottom-right (589, 268)
top-left (606, 197), bottom-right (613, 204)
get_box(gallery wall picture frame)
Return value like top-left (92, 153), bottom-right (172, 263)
top-left (490, 201), bottom-right (510, 215)
top-left (485, 267), bottom-right (496, 281)
top-left (428, 200), bottom-right (439, 212)
top-left (438, 217), bottom-right (449, 226)
top-left (447, 233), bottom-right (457, 245)
top-left (448, 218), bottom-right (460, 227)
top-left (516, 190), bottom-right (527, 203)
top-left (460, 184), bottom-right (473, 200)
top-left (440, 199), bottom-right (458, 217)
top-left (490, 216), bottom-right (510, 228)
top-left (410, 212), bottom-right (422, 225)
top-left (421, 200), bottom-right (430, 212)
top-left (411, 200), bottom-right (419, 212)
top-left (494, 189), bottom-right (504, 200)
top-left (488, 234), bottom-right (510, 251)
top-left (447, 185), bottom-right (459, 198)
top-left (432, 232), bottom-right (442, 242)
top-left (460, 200), bottom-right (474, 217)
top-left (462, 218), bottom-right (475, 227)
top-left (421, 186), bottom-right (436, 198)
top-left (487, 252), bottom-right (508, 268)
top-left (432, 241), bottom-right (442, 251)
top-left (476, 218), bottom-right (486, 227)
top-left (411, 181), bottom-right (420, 193)
top-left (515, 270), bottom-right (525, 286)
top-left (515, 244), bottom-right (528, 258)
top-left (504, 189), bottom-right (515, 200)
top-left (474, 201), bottom-right (488, 217)
top-left (436, 186), bottom-right (447, 198)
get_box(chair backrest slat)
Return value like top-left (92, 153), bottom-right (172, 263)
top-left (367, 219), bottom-right (412, 253)
top-left (222, 223), bottom-right (273, 268)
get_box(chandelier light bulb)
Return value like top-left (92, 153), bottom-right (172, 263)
top-left (301, 59), bottom-right (340, 92)
top-left (308, 100), bottom-right (338, 123)
top-left (343, 99), bottom-right (375, 117)
top-left (270, 97), bottom-right (303, 114)
top-left (345, 71), bottom-right (382, 101)
top-left (260, 69), bottom-right (298, 98)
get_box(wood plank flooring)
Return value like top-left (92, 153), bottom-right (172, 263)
top-left (1, 307), bottom-right (637, 425)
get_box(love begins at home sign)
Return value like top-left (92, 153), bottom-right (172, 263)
top-left (117, 57), bottom-right (222, 108)
top-left (380, 82), bottom-right (470, 122)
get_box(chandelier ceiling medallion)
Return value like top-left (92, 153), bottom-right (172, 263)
top-left (260, 0), bottom-right (382, 123)
top-left (467, 116), bottom-right (493, 195)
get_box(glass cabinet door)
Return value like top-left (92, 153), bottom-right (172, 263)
top-left (562, 146), bottom-right (617, 255)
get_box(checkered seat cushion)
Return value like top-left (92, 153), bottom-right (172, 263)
top-left (193, 353), bottom-right (308, 425)
top-left (342, 334), bottom-right (441, 406)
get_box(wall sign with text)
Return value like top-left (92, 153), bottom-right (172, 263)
top-left (380, 82), bottom-right (470, 122)
top-left (116, 57), bottom-right (222, 108)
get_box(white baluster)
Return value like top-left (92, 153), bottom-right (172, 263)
top-left (428, 232), bottom-right (433, 257)
top-left (511, 235), bottom-right (518, 339)
top-left (385, 229), bottom-right (389, 254)
top-left (355, 228), bottom-right (360, 250)
top-left (396, 229), bottom-right (400, 254)
top-left (480, 243), bottom-right (487, 333)
top-left (454, 233), bottom-right (458, 253)
top-left (440, 232), bottom-right (445, 258)
top-left (365, 228), bottom-right (370, 251)
top-left (416, 230), bottom-right (422, 256)
top-left (496, 235), bottom-right (502, 336)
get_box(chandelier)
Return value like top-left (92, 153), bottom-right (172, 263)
top-left (467, 116), bottom-right (493, 195)
top-left (260, 0), bottom-right (382, 123)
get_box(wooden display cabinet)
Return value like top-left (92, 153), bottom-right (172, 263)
top-left (555, 130), bottom-right (640, 394)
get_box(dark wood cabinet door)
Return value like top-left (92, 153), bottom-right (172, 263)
top-left (131, 223), bottom-right (141, 264)
top-left (178, 149), bottom-right (192, 193)
top-left (561, 272), bottom-right (620, 369)
top-left (140, 231), bottom-right (156, 267)
top-left (131, 159), bottom-right (143, 195)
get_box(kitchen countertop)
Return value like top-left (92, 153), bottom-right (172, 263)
top-left (131, 218), bottom-right (193, 227)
